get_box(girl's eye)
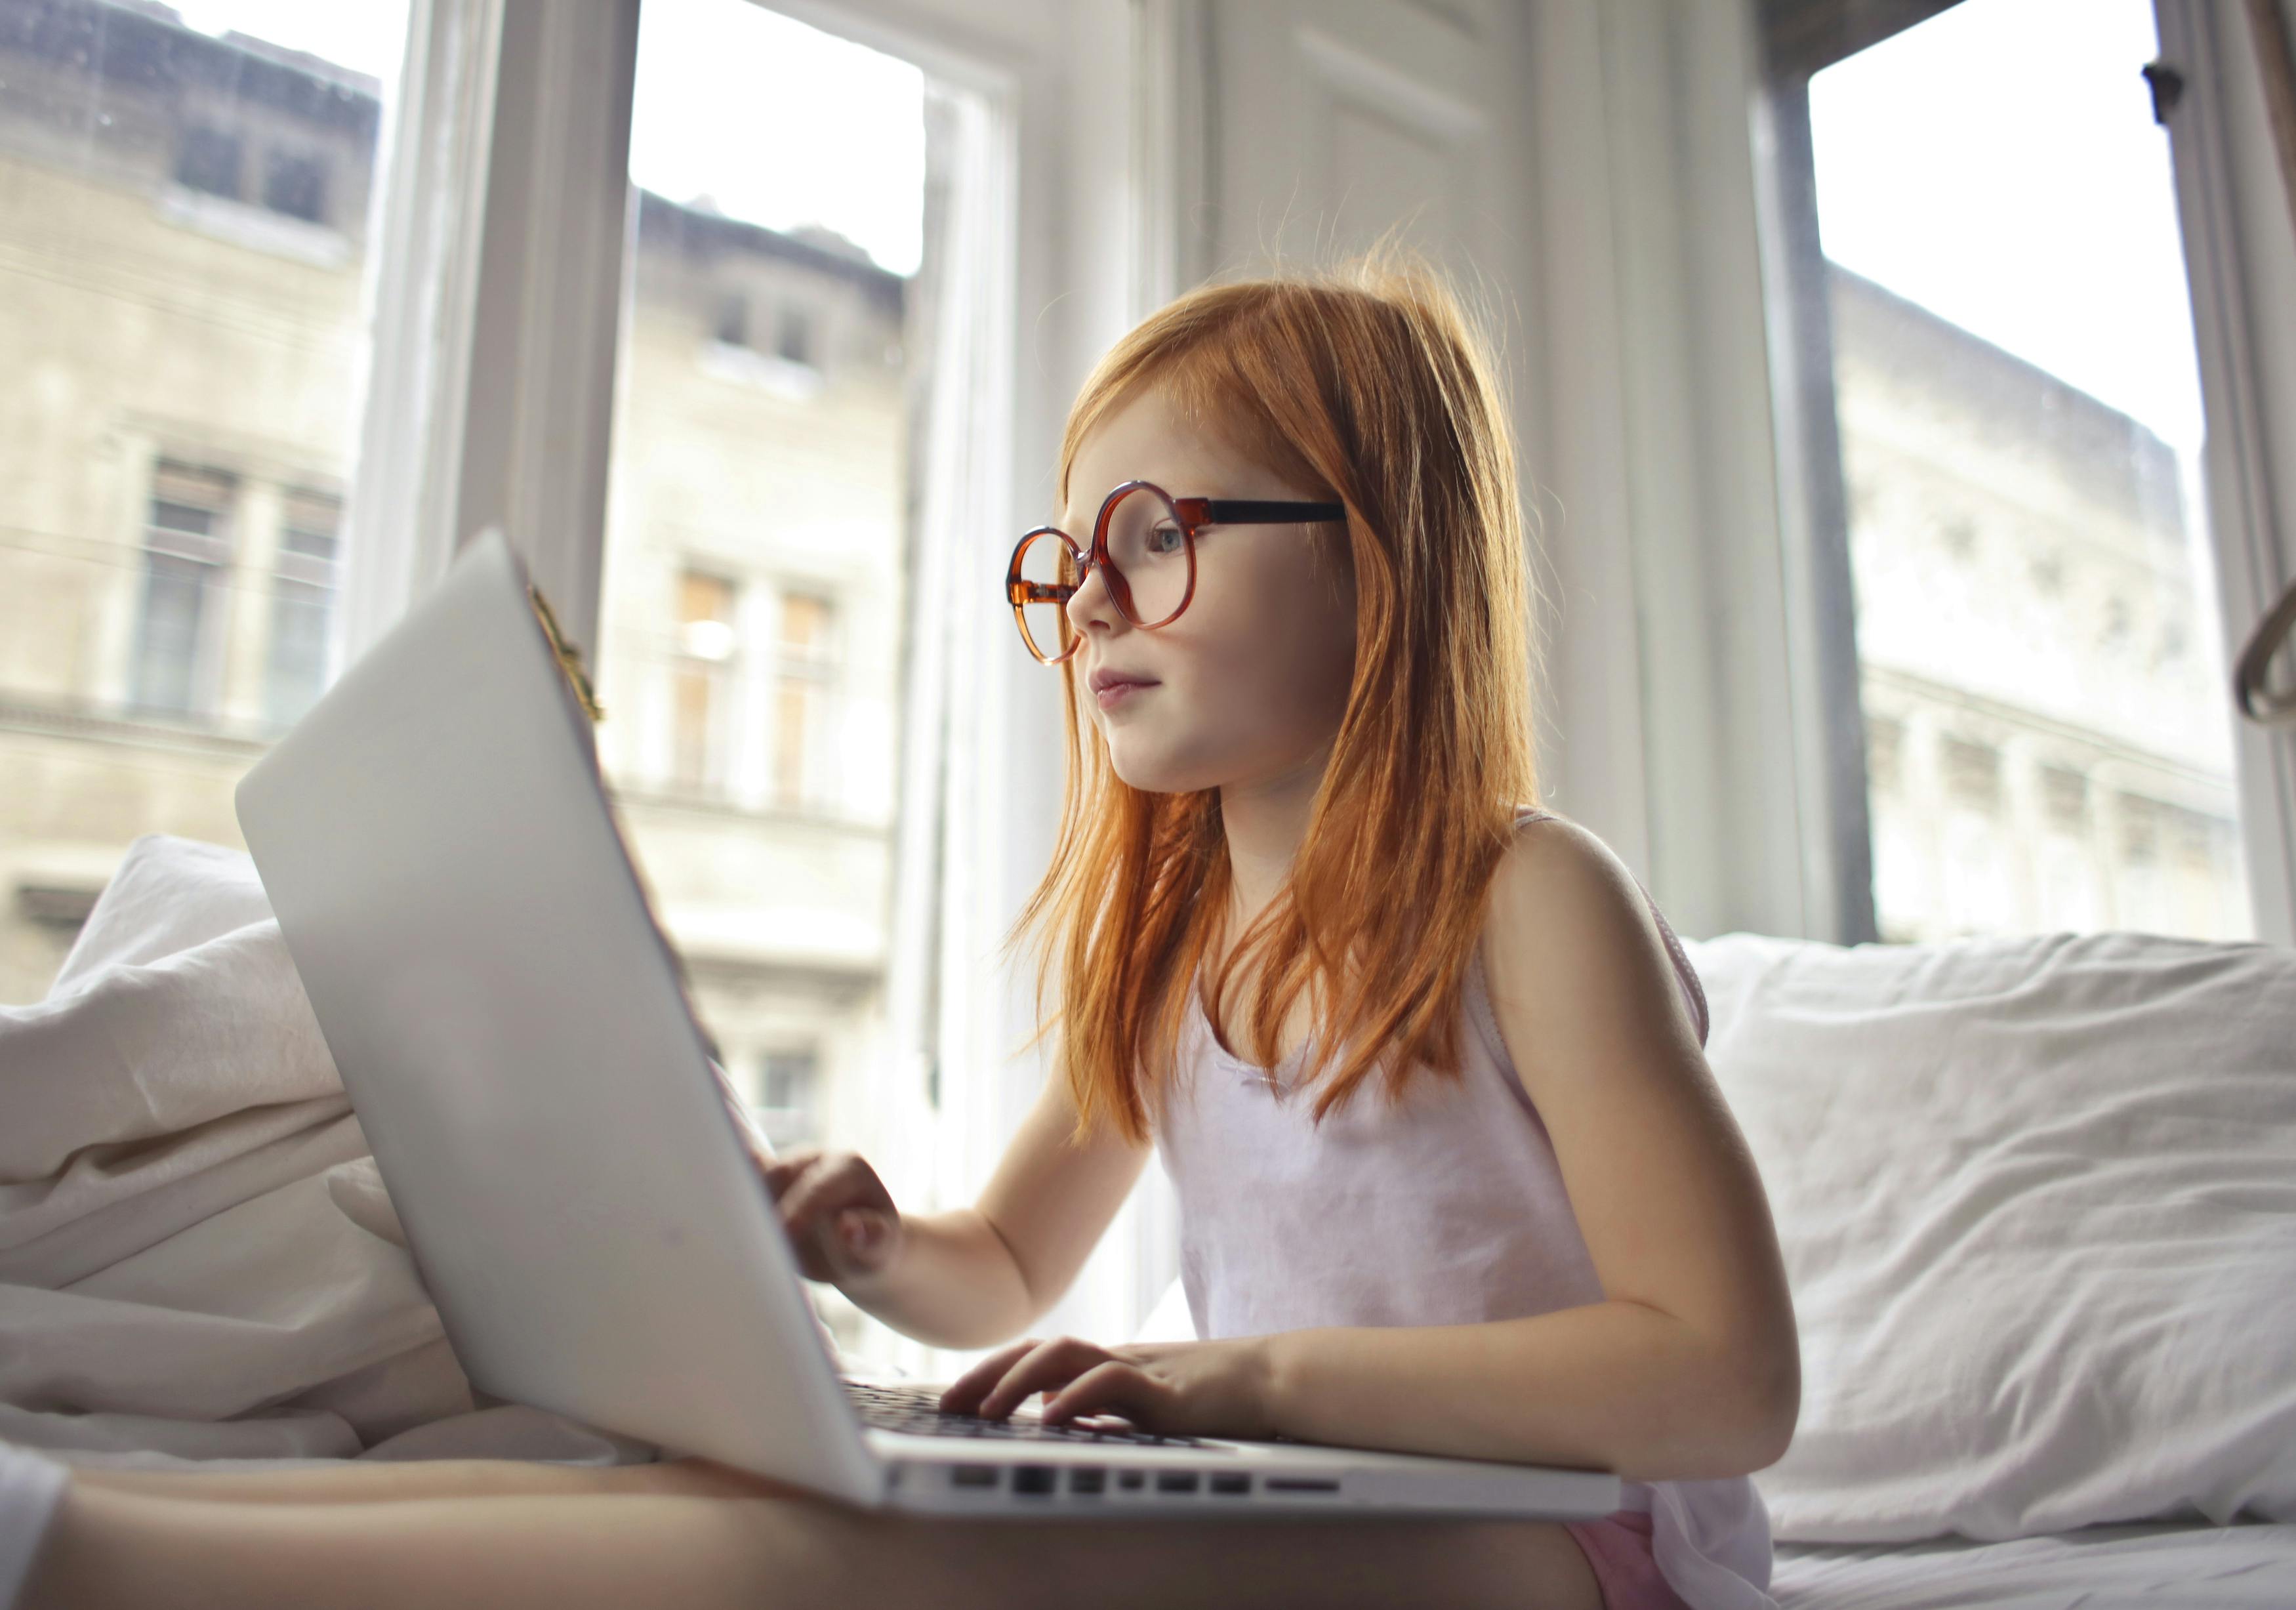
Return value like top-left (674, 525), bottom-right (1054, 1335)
top-left (1149, 524), bottom-right (1184, 555)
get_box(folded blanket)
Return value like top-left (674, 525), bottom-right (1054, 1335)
top-left (0, 835), bottom-right (651, 1468)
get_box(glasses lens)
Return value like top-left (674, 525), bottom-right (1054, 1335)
top-left (1015, 529), bottom-right (1080, 661)
top-left (1102, 484), bottom-right (1191, 627)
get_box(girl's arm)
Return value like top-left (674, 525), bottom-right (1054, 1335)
top-left (819, 1073), bottom-right (1151, 1350)
top-left (1266, 817), bottom-right (1799, 1481)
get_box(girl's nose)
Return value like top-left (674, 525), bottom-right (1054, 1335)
top-left (1065, 558), bottom-right (1123, 638)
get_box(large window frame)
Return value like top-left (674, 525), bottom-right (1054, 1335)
top-left (277, 0), bottom-right (2296, 1374)
top-left (334, 0), bottom-right (1166, 1367)
top-left (1746, 0), bottom-right (2296, 944)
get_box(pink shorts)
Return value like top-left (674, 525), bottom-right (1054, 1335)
top-left (1561, 1511), bottom-right (1691, 1610)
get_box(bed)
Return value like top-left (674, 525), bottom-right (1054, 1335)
top-left (1771, 1519), bottom-right (2296, 1607)
top-left (1687, 928), bottom-right (2296, 1608)
top-left (3, 837), bottom-right (2292, 1607)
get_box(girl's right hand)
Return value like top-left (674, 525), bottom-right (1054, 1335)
top-left (766, 1147), bottom-right (904, 1285)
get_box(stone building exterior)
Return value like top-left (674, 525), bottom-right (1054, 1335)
top-left (1833, 265), bottom-right (2250, 942)
top-left (0, 0), bottom-right (915, 1164)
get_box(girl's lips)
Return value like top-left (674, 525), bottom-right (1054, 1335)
top-left (1095, 679), bottom-right (1157, 711)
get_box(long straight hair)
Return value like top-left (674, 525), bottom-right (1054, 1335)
top-left (1009, 249), bottom-right (1542, 1143)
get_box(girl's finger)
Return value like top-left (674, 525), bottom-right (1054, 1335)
top-left (937, 1340), bottom-right (1040, 1413)
top-left (1042, 1360), bottom-right (1160, 1428)
top-left (975, 1336), bottom-right (1111, 1420)
top-left (762, 1150), bottom-right (822, 1199)
top-left (775, 1158), bottom-right (866, 1239)
top-left (833, 1207), bottom-right (894, 1270)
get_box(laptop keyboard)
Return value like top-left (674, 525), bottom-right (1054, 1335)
top-left (842, 1379), bottom-right (1205, 1447)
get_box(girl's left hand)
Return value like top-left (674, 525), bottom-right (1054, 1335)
top-left (937, 1335), bottom-right (1279, 1441)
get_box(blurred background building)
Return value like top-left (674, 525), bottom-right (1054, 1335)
top-left (1833, 265), bottom-right (2249, 942)
top-left (0, 0), bottom-right (922, 1182)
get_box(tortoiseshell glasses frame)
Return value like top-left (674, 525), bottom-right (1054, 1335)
top-left (1004, 479), bottom-right (1347, 665)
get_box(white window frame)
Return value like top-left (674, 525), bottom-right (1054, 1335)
top-left (1529, 0), bottom-right (2296, 945)
top-left (2152, 0), bottom-right (2296, 944)
top-left (338, 0), bottom-right (1162, 1365)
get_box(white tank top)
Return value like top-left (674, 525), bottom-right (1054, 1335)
top-left (1153, 811), bottom-right (1778, 1610)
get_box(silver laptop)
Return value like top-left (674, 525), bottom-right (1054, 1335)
top-left (234, 528), bottom-right (1621, 1521)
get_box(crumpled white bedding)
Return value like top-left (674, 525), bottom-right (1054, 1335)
top-left (0, 834), bottom-right (653, 1469)
top-left (1770, 1519), bottom-right (2296, 1608)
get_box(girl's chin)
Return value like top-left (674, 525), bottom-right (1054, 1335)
top-left (1104, 740), bottom-right (1216, 796)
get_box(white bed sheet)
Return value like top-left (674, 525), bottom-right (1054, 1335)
top-left (1771, 1520), bottom-right (2296, 1608)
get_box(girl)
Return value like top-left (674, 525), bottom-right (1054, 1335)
top-left (8, 255), bottom-right (1796, 1610)
top-left (771, 252), bottom-right (1799, 1610)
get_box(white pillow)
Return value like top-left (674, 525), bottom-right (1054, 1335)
top-left (1684, 930), bottom-right (2296, 1545)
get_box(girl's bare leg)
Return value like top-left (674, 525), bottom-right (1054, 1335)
top-left (68, 1455), bottom-right (789, 1507)
top-left (27, 1469), bottom-right (1604, 1610)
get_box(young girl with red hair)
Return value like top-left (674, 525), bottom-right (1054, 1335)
top-left (773, 253), bottom-right (1799, 1608)
top-left (9, 257), bottom-right (1795, 1610)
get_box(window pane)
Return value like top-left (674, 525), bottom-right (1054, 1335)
top-left (132, 552), bottom-right (218, 717)
top-left (0, 0), bottom-right (409, 1002)
top-left (595, 0), bottom-right (961, 1368)
top-left (1809, 0), bottom-right (2252, 942)
top-left (756, 1047), bottom-right (822, 1150)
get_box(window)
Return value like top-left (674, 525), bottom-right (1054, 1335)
top-left (774, 302), bottom-right (815, 367)
top-left (266, 491), bottom-right (342, 729)
top-left (774, 590), bottom-right (835, 808)
top-left (175, 125), bottom-right (243, 198)
top-left (0, 1), bottom-right (411, 1002)
top-left (671, 569), bottom-right (738, 793)
top-left (0, 0), bottom-right (1140, 1369)
top-left (263, 149), bottom-right (330, 224)
top-left (713, 291), bottom-right (749, 348)
top-left (755, 1048), bottom-right (822, 1149)
top-left (1771, 0), bottom-right (2253, 943)
top-left (592, 0), bottom-right (962, 1368)
top-left (132, 464), bottom-right (237, 719)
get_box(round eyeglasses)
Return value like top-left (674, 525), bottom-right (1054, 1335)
top-left (1005, 480), bottom-right (1347, 665)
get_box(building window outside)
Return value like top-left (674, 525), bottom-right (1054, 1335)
top-left (174, 124), bottom-right (243, 198)
top-left (774, 589), bottom-right (834, 810)
top-left (754, 1047), bottom-right (821, 1149)
top-left (714, 291), bottom-right (748, 348)
top-left (1809, 0), bottom-right (2251, 943)
top-left (266, 490), bottom-right (341, 729)
top-left (131, 463), bottom-right (237, 720)
top-left (672, 569), bottom-right (739, 794)
top-left (774, 302), bottom-right (814, 367)
top-left (262, 149), bottom-right (331, 224)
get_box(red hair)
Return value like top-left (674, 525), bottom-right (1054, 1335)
top-left (1010, 250), bottom-right (1540, 1142)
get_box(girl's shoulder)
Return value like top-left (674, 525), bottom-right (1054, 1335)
top-left (1481, 805), bottom-right (1709, 1050)
top-left (1490, 806), bottom-right (1626, 899)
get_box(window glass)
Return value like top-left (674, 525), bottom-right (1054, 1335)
top-left (1809, 0), bottom-right (2252, 941)
top-left (594, 0), bottom-right (968, 1367)
top-left (0, 0), bottom-right (410, 1002)
top-left (756, 1047), bottom-right (823, 1150)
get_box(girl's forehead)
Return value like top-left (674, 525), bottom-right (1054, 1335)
top-left (1061, 386), bottom-right (1280, 524)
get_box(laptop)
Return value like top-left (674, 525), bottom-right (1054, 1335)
top-left (234, 528), bottom-right (1622, 1520)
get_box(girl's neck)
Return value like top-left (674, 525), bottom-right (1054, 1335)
top-left (1216, 740), bottom-right (1335, 929)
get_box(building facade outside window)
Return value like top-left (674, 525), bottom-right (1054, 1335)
top-left (1801, 0), bottom-right (2252, 943)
